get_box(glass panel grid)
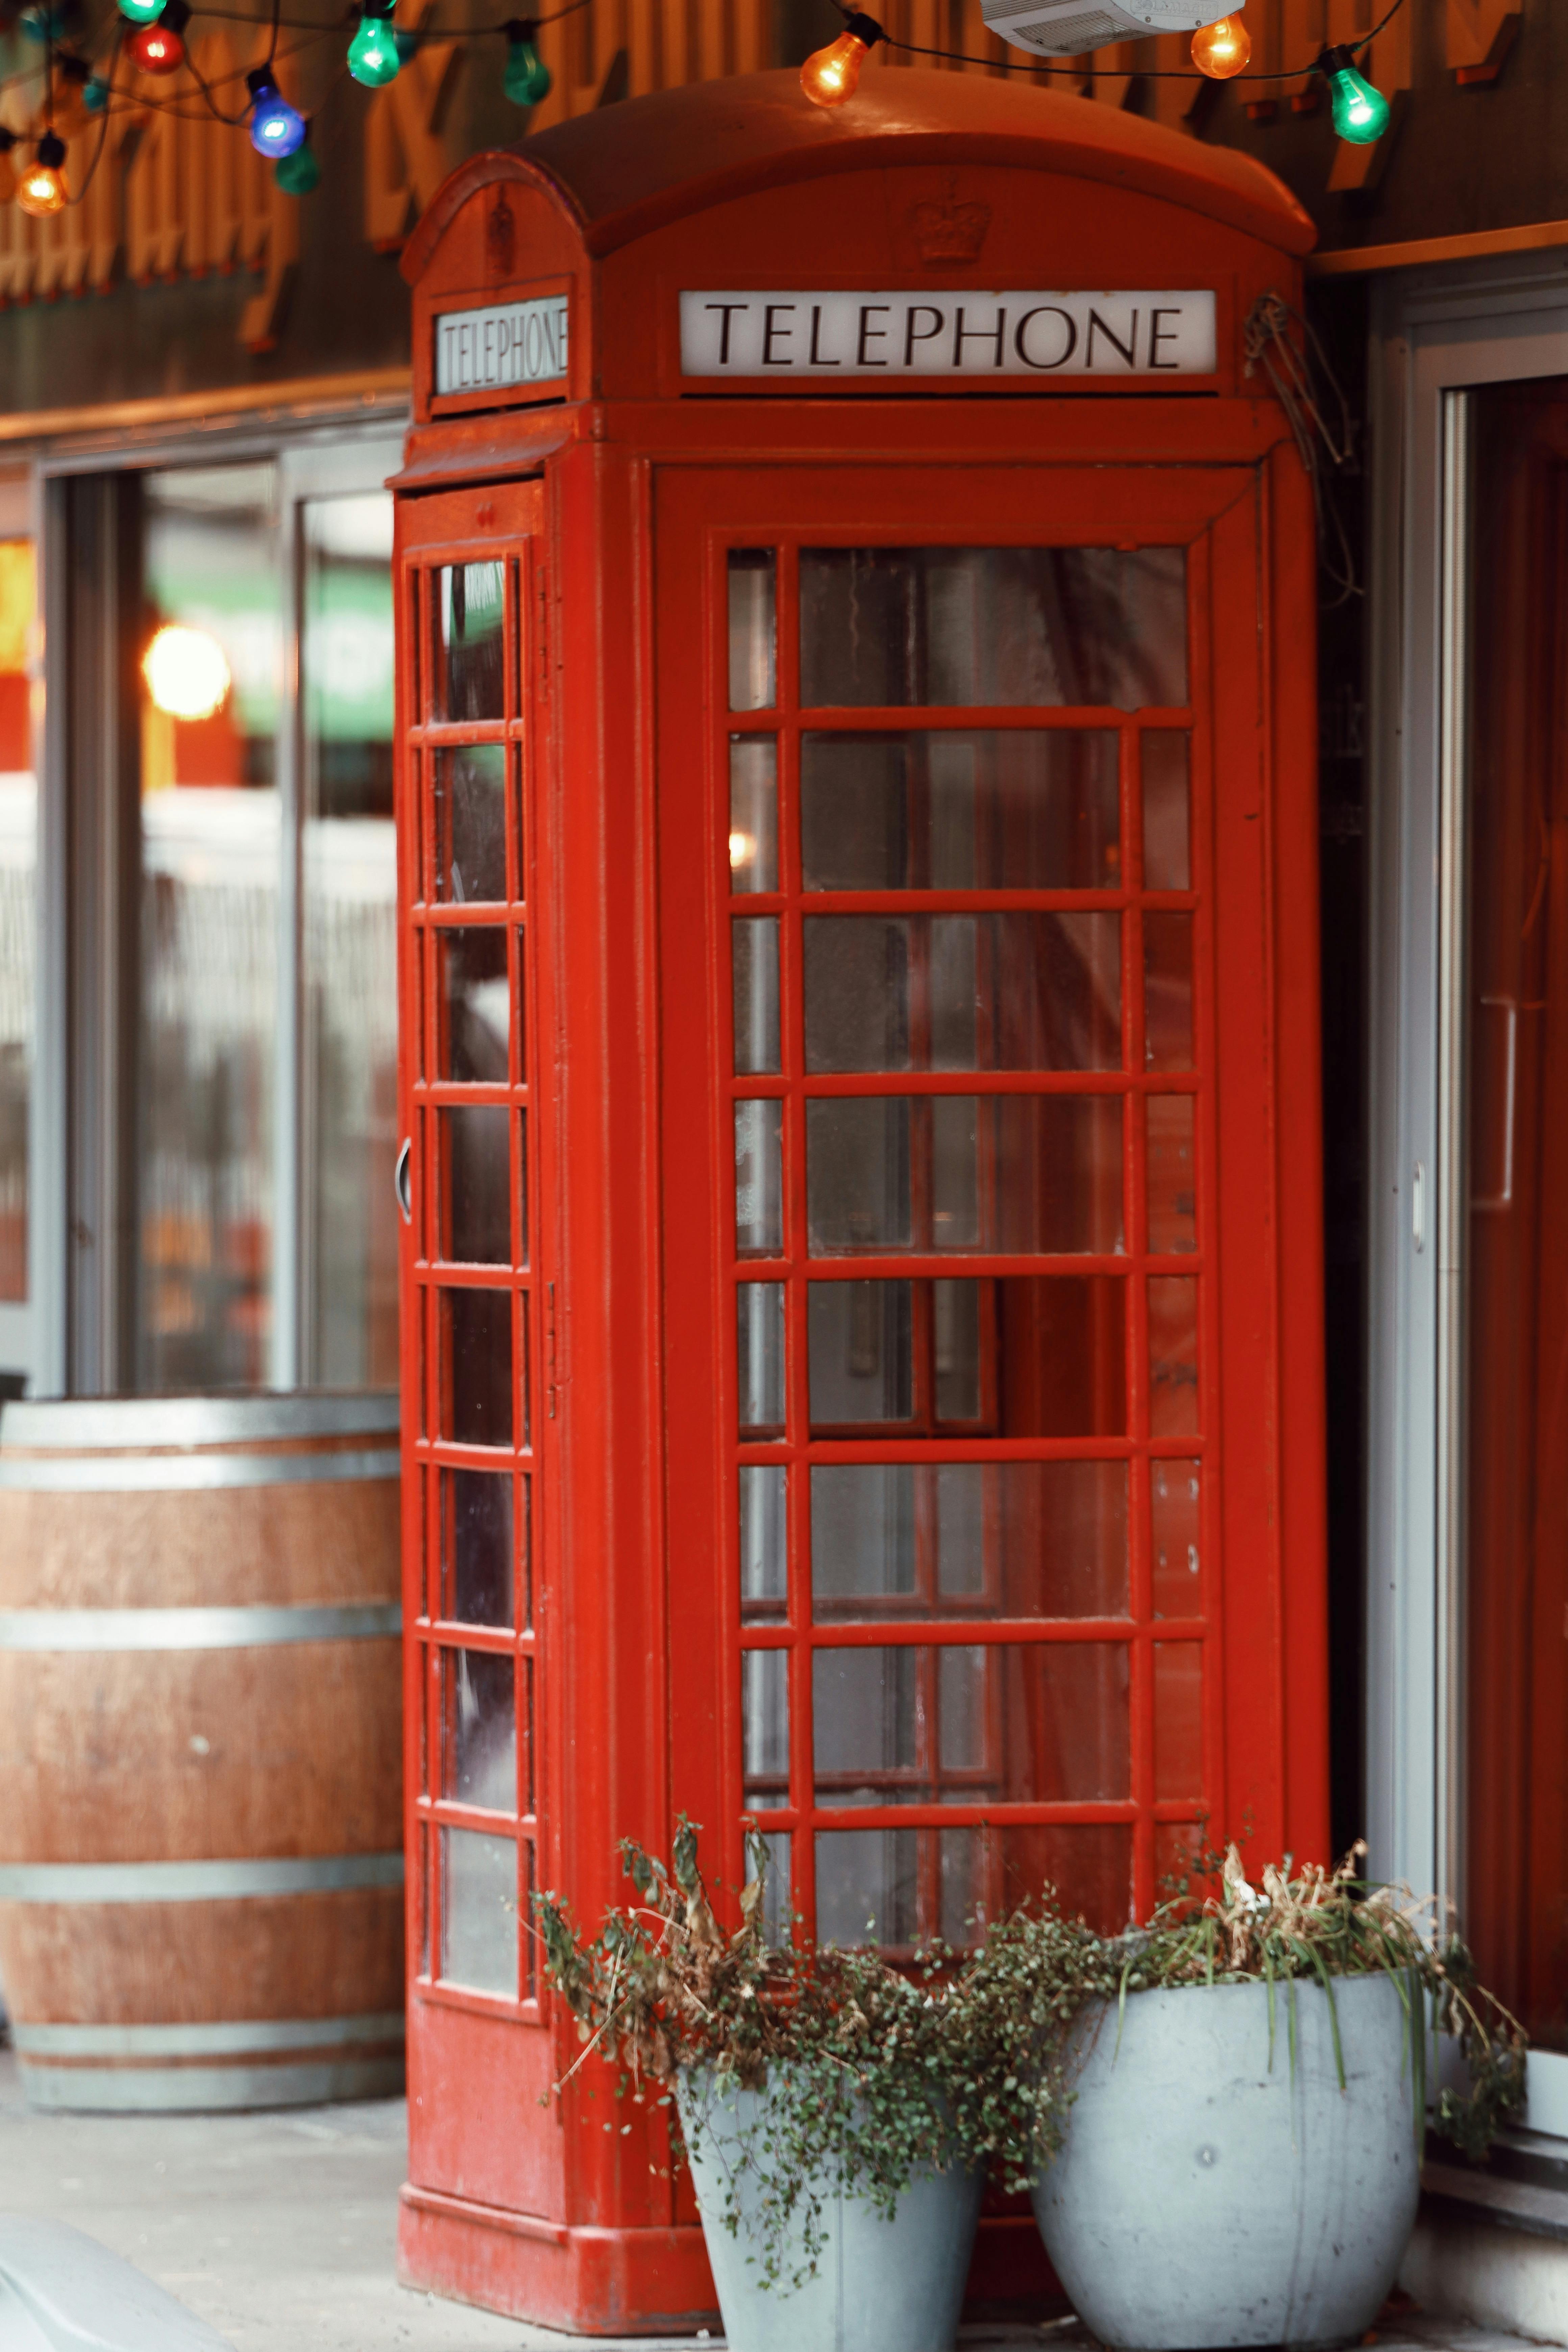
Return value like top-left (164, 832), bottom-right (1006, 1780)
top-left (408, 549), bottom-right (542, 2014)
top-left (727, 537), bottom-right (1211, 1950)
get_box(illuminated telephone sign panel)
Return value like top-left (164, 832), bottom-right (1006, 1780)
top-left (393, 69), bottom-right (1326, 2336)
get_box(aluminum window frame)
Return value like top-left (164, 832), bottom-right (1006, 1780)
top-left (1368, 250), bottom-right (1568, 2142)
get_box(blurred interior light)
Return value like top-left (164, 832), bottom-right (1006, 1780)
top-left (143, 624), bottom-right (231, 720)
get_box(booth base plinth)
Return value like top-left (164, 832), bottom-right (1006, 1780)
top-left (398, 2186), bottom-right (720, 2336)
top-left (399, 2185), bottom-right (1061, 2336)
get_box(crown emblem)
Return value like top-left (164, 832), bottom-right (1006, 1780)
top-left (908, 197), bottom-right (991, 265)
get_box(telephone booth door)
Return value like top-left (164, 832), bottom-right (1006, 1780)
top-left (394, 476), bottom-right (562, 2220)
top-left (658, 459), bottom-right (1325, 1949)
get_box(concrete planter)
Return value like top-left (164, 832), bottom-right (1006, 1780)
top-left (1032, 1972), bottom-right (1423, 2350)
top-left (677, 2071), bottom-right (982, 2352)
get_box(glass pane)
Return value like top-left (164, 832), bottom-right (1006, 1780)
top-left (801, 731), bottom-right (1119, 891)
top-left (1146, 1095), bottom-right (1196, 1255)
top-left (301, 493), bottom-right (397, 1389)
top-left (730, 737), bottom-right (778, 891)
top-left (803, 913), bottom-right (1121, 1073)
top-left (434, 742), bottom-right (507, 904)
top-left (728, 550), bottom-right (776, 711)
top-left (811, 1460), bottom-right (1128, 1620)
top-left (812, 1640), bottom-right (1129, 1805)
top-left (441, 1826), bottom-right (517, 1995)
top-left (742, 1649), bottom-right (789, 1811)
top-left (799, 547), bottom-right (1186, 711)
top-left (1142, 731), bottom-right (1190, 889)
top-left (441, 1104), bottom-right (511, 1264)
top-left (1144, 912), bottom-right (1194, 1070)
top-left (434, 562), bottom-right (505, 723)
top-left (740, 1464), bottom-right (788, 1620)
top-left (1148, 1276), bottom-right (1199, 1437)
top-left (816, 1828), bottom-right (916, 1947)
top-left (441, 1468), bottom-right (514, 1626)
top-left (732, 918), bottom-right (780, 1075)
top-left (808, 1275), bottom-right (1125, 1437)
top-left (438, 929), bottom-right (511, 1083)
top-left (1153, 1642), bottom-right (1204, 1801)
top-left (807, 1279), bottom-right (912, 1426)
top-left (443, 1646), bottom-right (516, 1812)
top-left (0, 537), bottom-right (34, 1314)
top-left (806, 1094), bottom-right (1123, 1255)
top-left (990, 1823), bottom-right (1131, 1934)
top-left (737, 1282), bottom-right (785, 1436)
top-left (445, 1287), bottom-right (513, 1446)
top-left (753, 1831), bottom-right (791, 1944)
top-left (139, 464), bottom-right (280, 1391)
top-left (734, 1099), bottom-right (783, 1255)
top-left (1151, 1459), bottom-right (1202, 1618)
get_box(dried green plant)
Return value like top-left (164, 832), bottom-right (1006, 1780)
top-left (535, 1819), bottom-right (989, 2288)
top-left (963, 1840), bottom-right (1528, 2191)
top-left (536, 1828), bottom-right (1526, 2294)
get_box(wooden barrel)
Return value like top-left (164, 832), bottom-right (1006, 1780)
top-left (0, 1392), bottom-right (404, 2112)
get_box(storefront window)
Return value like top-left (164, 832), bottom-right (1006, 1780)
top-left (138, 466), bottom-right (281, 1391)
top-left (0, 533), bottom-right (33, 1325)
top-left (133, 454), bottom-right (397, 1395)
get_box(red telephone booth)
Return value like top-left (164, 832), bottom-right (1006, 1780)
top-left (391, 69), bottom-right (1326, 2333)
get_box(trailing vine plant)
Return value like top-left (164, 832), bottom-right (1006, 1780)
top-left (535, 1826), bottom-right (1526, 2294)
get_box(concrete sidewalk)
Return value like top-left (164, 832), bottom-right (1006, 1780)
top-left (0, 2051), bottom-right (1538, 2352)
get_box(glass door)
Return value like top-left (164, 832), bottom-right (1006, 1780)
top-left (657, 464), bottom-right (1285, 1952)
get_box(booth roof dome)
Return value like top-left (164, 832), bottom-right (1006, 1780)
top-left (402, 64), bottom-right (1314, 283)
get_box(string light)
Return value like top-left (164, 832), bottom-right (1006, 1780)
top-left (503, 17), bottom-right (551, 103)
top-left (117, 0), bottom-right (165, 23)
top-left (83, 73), bottom-right (110, 108)
top-left (1191, 13), bottom-right (1249, 76)
top-left (1318, 43), bottom-right (1390, 141)
top-left (16, 129), bottom-right (67, 215)
top-left (801, 8), bottom-right (882, 105)
top-left (247, 65), bottom-right (305, 155)
top-left (347, 0), bottom-right (400, 86)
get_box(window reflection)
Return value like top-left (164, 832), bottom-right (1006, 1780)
top-left (811, 1460), bottom-right (1128, 1619)
top-left (799, 546), bottom-right (1187, 711)
top-left (801, 731), bottom-right (1119, 891)
top-left (139, 465), bottom-right (281, 1391)
top-left (434, 562), bottom-right (505, 723)
top-left (803, 913), bottom-right (1121, 1073)
top-left (806, 1094), bottom-right (1124, 1255)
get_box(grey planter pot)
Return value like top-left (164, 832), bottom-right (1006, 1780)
top-left (677, 2072), bottom-right (982, 2352)
top-left (1032, 1971), bottom-right (1423, 2350)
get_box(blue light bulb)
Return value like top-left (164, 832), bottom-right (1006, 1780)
top-left (246, 71), bottom-right (306, 159)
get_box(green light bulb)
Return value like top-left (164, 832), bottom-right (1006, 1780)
top-left (504, 25), bottom-right (550, 105)
top-left (347, 5), bottom-right (401, 87)
top-left (1322, 46), bottom-right (1390, 144)
top-left (117, 0), bottom-right (165, 22)
top-left (274, 140), bottom-right (320, 193)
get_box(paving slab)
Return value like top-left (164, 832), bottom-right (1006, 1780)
top-left (0, 2052), bottom-right (1538, 2351)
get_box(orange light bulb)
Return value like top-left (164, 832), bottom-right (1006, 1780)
top-left (800, 12), bottom-right (882, 106)
top-left (16, 131), bottom-right (66, 216)
top-left (1191, 12), bottom-right (1251, 76)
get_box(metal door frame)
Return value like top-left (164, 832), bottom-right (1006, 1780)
top-left (1367, 247), bottom-right (1568, 2140)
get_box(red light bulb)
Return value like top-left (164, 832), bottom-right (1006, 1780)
top-left (127, 15), bottom-right (183, 69)
top-left (800, 11), bottom-right (882, 106)
top-left (1191, 13), bottom-right (1251, 75)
